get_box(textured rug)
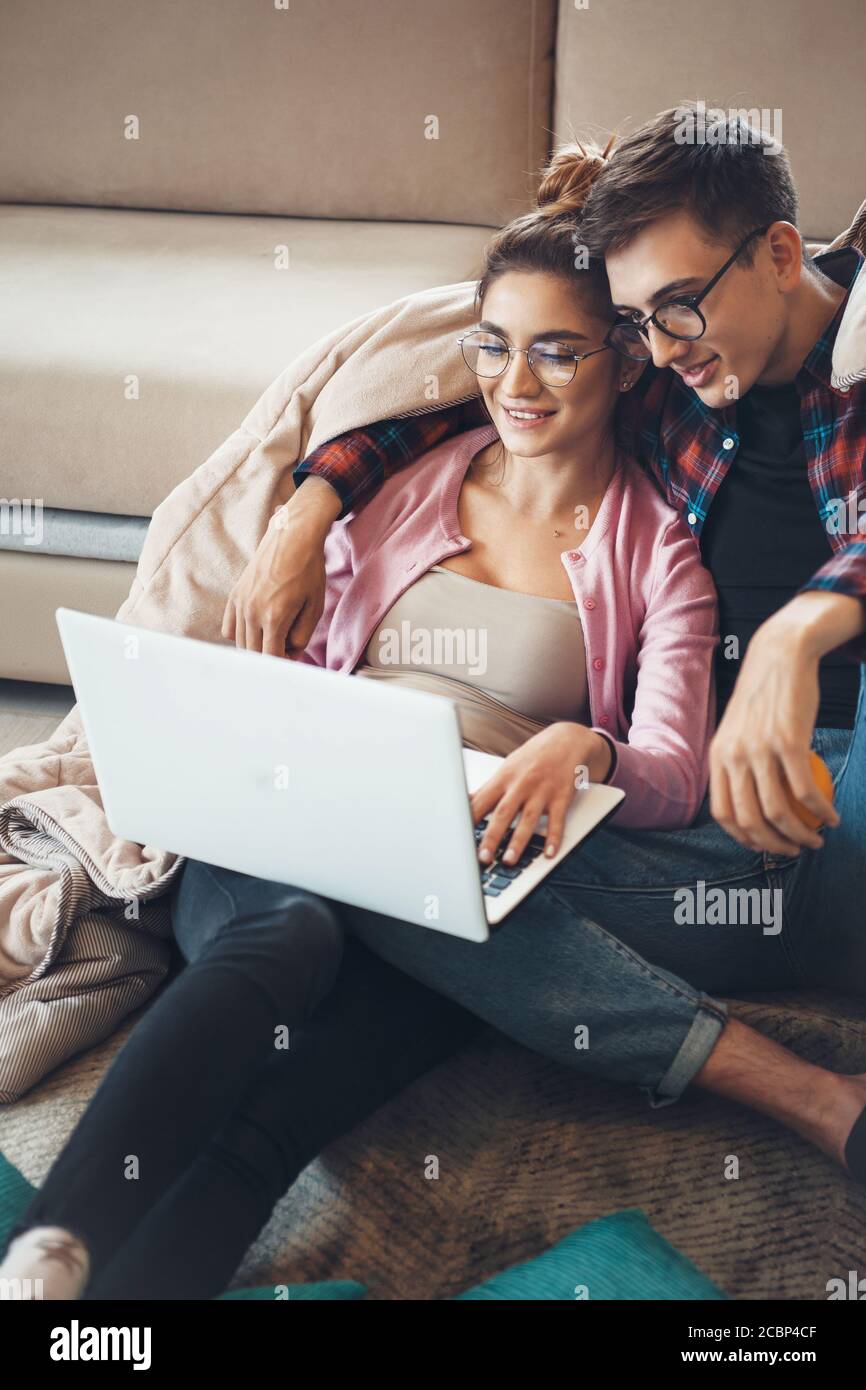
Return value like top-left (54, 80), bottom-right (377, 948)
top-left (0, 1154), bottom-right (726, 1301)
top-left (1, 984), bottom-right (864, 1300)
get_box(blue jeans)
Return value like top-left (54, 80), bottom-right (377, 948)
top-left (342, 679), bottom-right (866, 1108)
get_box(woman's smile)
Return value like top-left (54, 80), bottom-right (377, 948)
top-left (499, 401), bottom-right (558, 430)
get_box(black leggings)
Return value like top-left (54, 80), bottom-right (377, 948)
top-left (4, 859), bottom-right (484, 1299)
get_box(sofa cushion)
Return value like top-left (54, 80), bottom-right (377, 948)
top-left (553, 0), bottom-right (863, 241)
top-left (0, 204), bottom-right (492, 516)
top-left (0, 0), bottom-right (556, 228)
top-left (0, 551), bottom-right (138, 684)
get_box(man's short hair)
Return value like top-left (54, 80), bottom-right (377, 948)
top-left (579, 102), bottom-right (800, 263)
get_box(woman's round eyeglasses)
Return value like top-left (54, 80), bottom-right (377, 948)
top-left (458, 332), bottom-right (611, 388)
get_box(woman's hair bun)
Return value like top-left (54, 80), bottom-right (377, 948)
top-left (475, 135), bottom-right (616, 310)
top-left (535, 136), bottom-right (616, 219)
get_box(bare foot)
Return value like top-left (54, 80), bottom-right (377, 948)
top-left (695, 1018), bottom-right (866, 1177)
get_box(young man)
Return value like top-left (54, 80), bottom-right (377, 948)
top-left (220, 111), bottom-right (866, 1183)
top-left (578, 117), bottom-right (865, 859)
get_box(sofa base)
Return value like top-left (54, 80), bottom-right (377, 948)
top-left (0, 550), bottom-right (136, 684)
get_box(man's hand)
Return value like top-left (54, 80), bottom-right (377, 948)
top-left (472, 722), bottom-right (613, 866)
top-left (221, 477), bottom-right (341, 657)
top-left (709, 591), bottom-right (860, 854)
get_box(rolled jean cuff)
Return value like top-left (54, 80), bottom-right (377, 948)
top-left (644, 995), bottom-right (729, 1110)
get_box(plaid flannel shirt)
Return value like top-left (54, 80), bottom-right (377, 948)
top-left (295, 248), bottom-right (866, 657)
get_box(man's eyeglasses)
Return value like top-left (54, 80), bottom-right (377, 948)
top-left (605, 224), bottom-right (772, 361)
top-left (458, 332), bottom-right (611, 388)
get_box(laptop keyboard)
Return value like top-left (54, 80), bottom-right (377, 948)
top-left (474, 819), bottom-right (546, 897)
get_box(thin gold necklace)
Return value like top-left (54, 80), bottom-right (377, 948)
top-left (474, 447), bottom-right (614, 539)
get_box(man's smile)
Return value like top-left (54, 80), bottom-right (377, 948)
top-left (673, 354), bottom-right (720, 389)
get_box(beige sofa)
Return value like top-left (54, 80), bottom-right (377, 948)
top-left (0, 0), bottom-right (863, 682)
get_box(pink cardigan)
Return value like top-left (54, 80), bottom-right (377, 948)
top-left (303, 423), bottom-right (719, 828)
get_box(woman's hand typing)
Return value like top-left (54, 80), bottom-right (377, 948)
top-left (471, 722), bottom-right (613, 867)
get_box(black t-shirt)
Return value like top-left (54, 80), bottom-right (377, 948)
top-left (699, 379), bottom-right (860, 729)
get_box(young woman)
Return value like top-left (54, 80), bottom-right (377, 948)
top-left (0, 144), bottom-right (719, 1299)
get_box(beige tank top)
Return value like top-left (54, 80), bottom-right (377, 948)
top-left (355, 565), bottom-right (590, 757)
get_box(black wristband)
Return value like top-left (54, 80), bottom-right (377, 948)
top-left (595, 730), bottom-right (618, 785)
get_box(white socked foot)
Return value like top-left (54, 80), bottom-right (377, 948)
top-left (0, 1226), bottom-right (90, 1299)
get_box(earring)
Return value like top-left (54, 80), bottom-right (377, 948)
top-left (620, 378), bottom-right (633, 391)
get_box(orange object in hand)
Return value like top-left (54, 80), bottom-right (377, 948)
top-left (784, 751), bottom-right (835, 830)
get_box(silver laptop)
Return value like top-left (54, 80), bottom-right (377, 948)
top-left (55, 608), bottom-right (625, 943)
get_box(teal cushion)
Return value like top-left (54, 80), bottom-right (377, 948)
top-left (0, 1150), bottom-right (36, 1249)
top-left (218, 1281), bottom-right (366, 1301)
top-left (453, 1209), bottom-right (728, 1300)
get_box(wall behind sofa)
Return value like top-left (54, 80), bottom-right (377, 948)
top-left (0, 0), bottom-right (557, 228)
top-left (554, 0), bottom-right (866, 241)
